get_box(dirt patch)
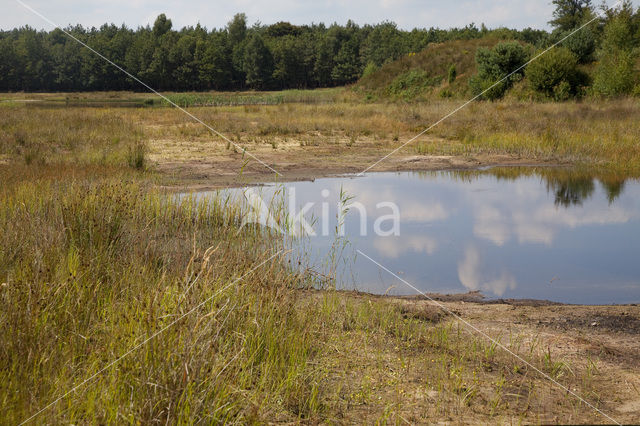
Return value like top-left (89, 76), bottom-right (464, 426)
top-left (148, 135), bottom-right (556, 191)
top-left (547, 312), bottom-right (640, 334)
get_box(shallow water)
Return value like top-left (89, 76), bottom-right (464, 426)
top-left (203, 168), bottom-right (640, 305)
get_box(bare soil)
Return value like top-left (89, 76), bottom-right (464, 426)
top-left (149, 135), bottom-right (558, 191)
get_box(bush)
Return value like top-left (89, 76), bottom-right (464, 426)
top-left (447, 64), bottom-right (457, 83)
top-left (439, 88), bottom-right (453, 98)
top-left (387, 70), bottom-right (441, 99)
top-left (593, 50), bottom-right (636, 97)
top-left (469, 75), bottom-right (509, 100)
top-left (553, 80), bottom-right (572, 101)
top-left (127, 141), bottom-right (147, 170)
top-left (362, 62), bottom-right (379, 78)
top-left (526, 47), bottom-right (584, 98)
top-left (560, 27), bottom-right (596, 63)
top-left (469, 41), bottom-right (530, 100)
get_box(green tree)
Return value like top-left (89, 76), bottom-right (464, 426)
top-left (243, 34), bottom-right (273, 89)
top-left (313, 31), bottom-right (335, 86)
top-left (360, 22), bottom-right (405, 67)
top-left (196, 32), bottom-right (232, 90)
top-left (330, 22), bottom-right (362, 85)
top-left (549, 0), bottom-right (593, 31)
top-left (593, 10), bottom-right (637, 97)
top-left (227, 14), bottom-right (249, 88)
top-left (526, 47), bottom-right (585, 99)
top-left (469, 41), bottom-right (530, 100)
top-left (0, 36), bottom-right (20, 91)
top-left (227, 13), bottom-right (247, 46)
top-left (561, 26), bottom-right (596, 63)
top-left (152, 14), bottom-right (172, 38)
top-left (170, 34), bottom-right (198, 90)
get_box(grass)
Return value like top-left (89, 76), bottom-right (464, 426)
top-left (0, 93), bottom-right (638, 423)
top-left (127, 97), bottom-right (640, 176)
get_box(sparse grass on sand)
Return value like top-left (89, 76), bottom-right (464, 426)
top-left (1, 94), bottom-right (640, 423)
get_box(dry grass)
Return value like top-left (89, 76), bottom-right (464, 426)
top-left (1, 95), bottom-right (640, 423)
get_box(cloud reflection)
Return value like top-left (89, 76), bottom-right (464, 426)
top-left (457, 246), bottom-right (516, 296)
top-left (471, 180), bottom-right (637, 247)
top-left (373, 235), bottom-right (437, 258)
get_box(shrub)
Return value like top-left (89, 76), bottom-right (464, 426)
top-left (560, 27), bottom-right (596, 63)
top-left (593, 50), bottom-right (636, 97)
top-left (127, 141), bottom-right (147, 170)
top-left (553, 80), bottom-right (572, 101)
top-left (387, 70), bottom-right (441, 99)
top-left (526, 47), bottom-right (584, 98)
top-left (439, 88), bottom-right (453, 98)
top-left (469, 41), bottom-right (530, 100)
top-left (362, 61), bottom-right (379, 78)
top-left (447, 64), bottom-right (457, 83)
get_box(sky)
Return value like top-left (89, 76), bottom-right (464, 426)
top-left (3, 0), bottom-right (638, 33)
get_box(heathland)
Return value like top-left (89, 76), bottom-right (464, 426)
top-left (2, 2), bottom-right (640, 423)
top-left (2, 86), bottom-right (640, 424)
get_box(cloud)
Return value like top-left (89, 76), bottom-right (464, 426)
top-left (401, 202), bottom-right (449, 223)
top-left (457, 245), bottom-right (516, 296)
top-left (1, 0), bottom-right (564, 31)
top-left (470, 180), bottom-right (638, 247)
top-left (473, 205), bottom-right (510, 246)
top-left (373, 235), bottom-right (437, 258)
top-left (344, 182), bottom-right (450, 224)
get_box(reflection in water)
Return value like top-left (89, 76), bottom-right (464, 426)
top-left (201, 167), bottom-right (640, 304)
top-left (548, 177), bottom-right (595, 207)
top-left (433, 167), bottom-right (629, 208)
top-left (601, 178), bottom-right (626, 204)
top-left (457, 245), bottom-right (517, 297)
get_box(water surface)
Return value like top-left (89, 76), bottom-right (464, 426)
top-left (206, 168), bottom-right (640, 305)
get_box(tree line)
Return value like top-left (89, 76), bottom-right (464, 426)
top-left (0, 13), bottom-right (549, 92)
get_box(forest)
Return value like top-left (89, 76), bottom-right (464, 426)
top-left (0, 13), bottom-right (552, 92)
top-left (3, 2), bottom-right (638, 94)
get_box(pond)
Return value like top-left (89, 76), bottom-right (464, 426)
top-left (199, 167), bottom-right (640, 305)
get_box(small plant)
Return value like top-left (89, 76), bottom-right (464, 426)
top-left (448, 64), bottom-right (457, 84)
top-left (439, 88), bottom-right (453, 98)
top-left (127, 141), bottom-right (147, 170)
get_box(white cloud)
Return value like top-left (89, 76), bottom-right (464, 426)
top-left (373, 235), bottom-right (437, 258)
top-left (457, 245), bottom-right (516, 296)
top-left (469, 179), bottom-right (638, 248)
top-left (1, 0), bottom-right (570, 31)
top-left (473, 205), bottom-right (510, 246)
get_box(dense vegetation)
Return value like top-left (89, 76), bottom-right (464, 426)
top-left (358, 0), bottom-right (640, 101)
top-left (0, 13), bottom-right (551, 92)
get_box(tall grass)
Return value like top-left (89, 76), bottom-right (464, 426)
top-left (0, 165), bottom-right (324, 423)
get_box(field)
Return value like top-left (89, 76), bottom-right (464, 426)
top-left (1, 91), bottom-right (640, 423)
